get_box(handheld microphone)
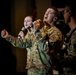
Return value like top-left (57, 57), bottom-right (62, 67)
top-left (18, 19), bottom-right (41, 38)
top-left (21, 27), bottom-right (26, 31)
top-left (18, 27), bottom-right (25, 38)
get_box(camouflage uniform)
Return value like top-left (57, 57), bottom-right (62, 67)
top-left (63, 27), bottom-right (76, 74)
top-left (5, 29), bottom-right (52, 75)
top-left (40, 25), bottom-right (63, 75)
top-left (5, 25), bottom-right (63, 75)
top-left (40, 25), bottom-right (63, 58)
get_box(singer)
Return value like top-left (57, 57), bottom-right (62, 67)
top-left (1, 15), bottom-right (53, 75)
top-left (1, 6), bottom-right (64, 75)
top-left (18, 16), bottom-right (33, 39)
top-left (18, 16), bottom-right (41, 39)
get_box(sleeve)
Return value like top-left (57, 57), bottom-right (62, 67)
top-left (48, 30), bottom-right (62, 43)
top-left (71, 31), bottom-right (76, 50)
top-left (40, 25), bottom-right (50, 38)
top-left (5, 35), bottom-right (32, 48)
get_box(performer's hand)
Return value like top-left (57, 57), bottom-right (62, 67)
top-left (18, 31), bottom-right (24, 39)
top-left (1, 29), bottom-right (9, 38)
top-left (33, 19), bottom-right (40, 31)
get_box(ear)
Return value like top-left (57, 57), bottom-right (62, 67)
top-left (69, 11), bottom-right (71, 16)
top-left (53, 17), bottom-right (58, 22)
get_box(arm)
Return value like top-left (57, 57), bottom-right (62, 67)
top-left (48, 27), bottom-right (62, 43)
top-left (1, 29), bottom-right (32, 48)
top-left (70, 31), bottom-right (76, 51)
top-left (48, 28), bottom-right (63, 51)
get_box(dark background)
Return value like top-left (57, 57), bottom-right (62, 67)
top-left (0, 0), bottom-right (70, 74)
top-left (0, 0), bottom-right (16, 74)
top-left (52, 0), bottom-right (67, 8)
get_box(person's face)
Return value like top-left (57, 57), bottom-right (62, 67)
top-left (63, 7), bottom-right (71, 24)
top-left (24, 16), bottom-right (32, 29)
top-left (43, 8), bottom-right (56, 24)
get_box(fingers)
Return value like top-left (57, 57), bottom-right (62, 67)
top-left (33, 19), bottom-right (41, 30)
top-left (18, 31), bottom-right (24, 35)
top-left (1, 30), bottom-right (6, 37)
top-left (1, 29), bottom-right (8, 38)
top-left (33, 20), bottom-right (40, 25)
top-left (1, 29), bottom-right (5, 34)
top-left (18, 31), bottom-right (24, 39)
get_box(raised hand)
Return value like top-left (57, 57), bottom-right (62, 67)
top-left (33, 19), bottom-right (41, 31)
top-left (1, 29), bottom-right (9, 38)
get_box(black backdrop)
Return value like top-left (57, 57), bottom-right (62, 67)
top-left (0, 0), bottom-right (16, 74)
top-left (0, 0), bottom-right (70, 74)
top-left (52, 0), bottom-right (67, 8)
top-left (52, 0), bottom-right (70, 36)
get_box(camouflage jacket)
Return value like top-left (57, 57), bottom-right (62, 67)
top-left (66, 27), bottom-right (76, 56)
top-left (5, 25), bottom-right (63, 71)
top-left (5, 29), bottom-right (52, 71)
top-left (40, 25), bottom-right (63, 54)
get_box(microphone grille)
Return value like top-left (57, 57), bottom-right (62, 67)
top-left (21, 27), bottom-right (25, 31)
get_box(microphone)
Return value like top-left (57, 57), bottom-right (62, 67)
top-left (21, 27), bottom-right (26, 31)
top-left (18, 27), bottom-right (25, 38)
top-left (18, 19), bottom-right (41, 38)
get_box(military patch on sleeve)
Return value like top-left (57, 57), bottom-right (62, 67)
top-left (49, 35), bottom-right (57, 42)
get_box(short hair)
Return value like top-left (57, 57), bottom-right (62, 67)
top-left (49, 6), bottom-right (60, 18)
top-left (65, 0), bottom-right (76, 18)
